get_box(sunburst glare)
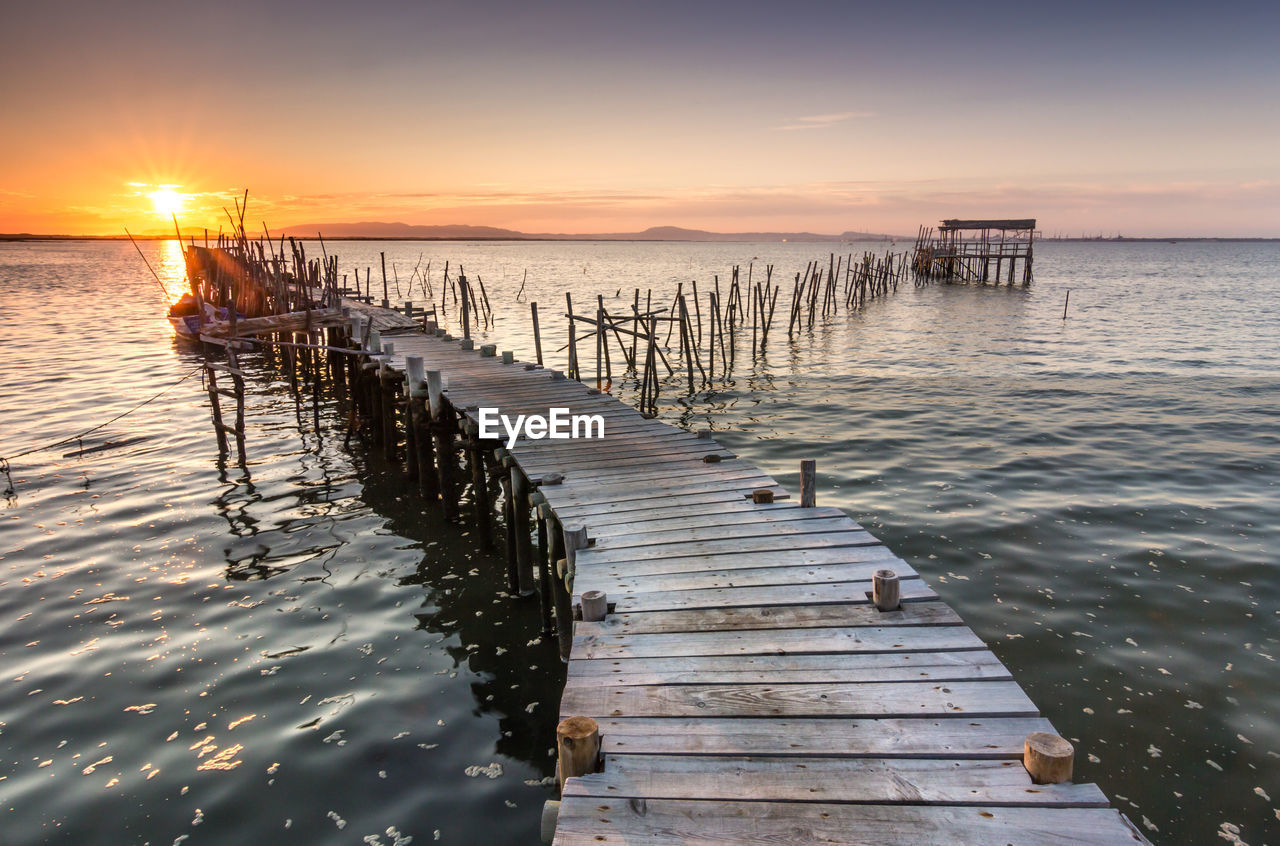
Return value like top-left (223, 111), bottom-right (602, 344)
top-left (149, 188), bottom-right (184, 216)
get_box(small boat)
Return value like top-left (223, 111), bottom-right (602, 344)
top-left (168, 293), bottom-right (244, 339)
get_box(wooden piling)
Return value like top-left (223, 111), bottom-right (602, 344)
top-left (533, 494), bottom-right (555, 635)
top-left (380, 361), bottom-right (400, 461)
top-left (800, 458), bottom-right (816, 507)
top-left (580, 589), bottom-right (607, 623)
top-left (500, 468), bottom-right (520, 593)
top-left (466, 420), bottom-right (490, 528)
top-left (512, 467), bottom-right (536, 597)
top-left (531, 302), bottom-right (544, 365)
top-left (873, 568), bottom-right (901, 611)
top-left (545, 508), bottom-right (573, 662)
top-left (1024, 732), bottom-right (1075, 785)
top-left (408, 362), bottom-right (438, 498)
top-left (555, 715), bottom-right (600, 791)
top-left (427, 370), bottom-right (458, 520)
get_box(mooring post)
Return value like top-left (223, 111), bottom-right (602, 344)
top-left (410, 367), bottom-right (438, 497)
top-left (531, 301), bottom-right (544, 365)
top-left (800, 458), bottom-right (816, 507)
top-left (546, 510), bottom-right (573, 662)
top-left (464, 420), bottom-right (490, 530)
top-left (403, 356), bottom-right (424, 481)
top-left (563, 525), bottom-right (589, 579)
top-left (539, 800), bottom-right (560, 845)
top-left (499, 466), bottom-right (520, 592)
top-left (580, 590), bottom-right (607, 623)
top-left (363, 358), bottom-right (382, 444)
top-left (379, 358), bottom-right (400, 462)
top-left (556, 715), bottom-right (600, 792)
top-left (459, 272), bottom-right (471, 340)
top-left (532, 493), bottom-right (555, 635)
top-left (873, 569), bottom-right (900, 611)
top-left (426, 370), bottom-right (458, 520)
top-left (1024, 732), bottom-right (1074, 784)
top-left (511, 467), bottom-right (536, 596)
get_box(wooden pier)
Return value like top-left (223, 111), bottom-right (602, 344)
top-left (913, 218), bottom-right (1036, 285)
top-left (334, 304), bottom-right (1146, 846)
top-left (180, 234), bottom-right (1143, 843)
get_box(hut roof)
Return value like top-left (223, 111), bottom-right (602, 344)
top-left (939, 219), bottom-right (1036, 231)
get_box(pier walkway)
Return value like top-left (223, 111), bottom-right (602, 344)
top-left (343, 311), bottom-right (1150, 846)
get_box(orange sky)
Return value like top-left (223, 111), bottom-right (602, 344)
top-left (2, 2), bottom-right (1277, 237)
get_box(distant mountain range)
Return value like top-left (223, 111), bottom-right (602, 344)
top-left (274, 222), bottom-right (904, 242)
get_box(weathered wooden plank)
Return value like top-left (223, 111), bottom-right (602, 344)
top-left (519, 448), bottom-right (736, 476)
top-left (365, 302), bottom-right (1137, 846)
top-left (589, 516), bottom-right (868, 552)
top-left (564, 756), bottom-right (1110, 807)
top-left (574, 531), bottom-right (881, 568)
top-left (544, 459), bottom-right (765, 487)
top-left (574, 561), bottom-right (913, 599)
top-left (552, 798), bottom-right (1145, 845)
top-left (563, 649), bottom-right (1012, 687)
top-left (512, 429), bottom-right (716, 456)
top-left (561, 679), bottom-right (1036, 719)
top-left (573, 546), bottom-right (905, 585)
top-left (576, 600), bottom-right (961, 636)
top-left (592, 505), bottom-right (857, 539)
top-left (593, 716), bottom-right (1059, 758)
top-left (550, 490), bottom-right (798, 522)
top-left (540, 474), bottom-right (780, 507)
top-left (602, 576), bottom-right (936, 614)
top-left (570, 623), bottom-right (983, 660)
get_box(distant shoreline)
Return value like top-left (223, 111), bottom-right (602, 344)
top-left (3, 234), bottom-right (1278, 244)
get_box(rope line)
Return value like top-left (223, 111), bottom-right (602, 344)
top-left (1, 365), bottom-right (205, 464)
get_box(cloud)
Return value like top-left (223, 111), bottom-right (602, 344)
top-left (773, 111), bottom-right (873, 131)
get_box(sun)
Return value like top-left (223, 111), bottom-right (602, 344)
top-left (149, 188), bottom-right (184, 216)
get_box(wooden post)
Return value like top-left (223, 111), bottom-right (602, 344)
top-left (363, 360), bottom-right (382, 445)
top-left (459, 272), bottom-right (471, 340)
top-left (466, 420), bottom-right (490, 530)
top-left (380, 364), bottom-right (399, 462)
top-left (426, 371), bottom-right (458, 520)
top-left (426, 370), bottom-right (444, 421)
top-left (544, 505), bottom-right (573, 658)
top-left (205, 365), bottom-right (229, 456)
top-left (564, 293), bottom-right (576, 381)
top-left (531, 301), bottom-right (544, 365)
top-left (556, 716), bottom-right (600, 792)
top-left (800, 459), bottom-right (816, 507)
top-left (752, 489), bottom-right (774, 504)
top-left (500, 470), bottom-right (520, 593)
top-left (1024, 732), bottom-right (1074, 784)
top-left (563, 524), bottom-right (589, 579)
top-left (380, 251), bottom-right (389, 308)
top-left (512, 468), bottom-right (536, 596)
top-left (408, 362), bottom-right (438, 498)
top-left (580, 590), bottom-right (607, 622)
top-left (873, 569), bottom-right (900, 611)
top-left (533, 493), bottom-right (554, 634)
top-left (594, 301), bottom-right (603, 388)
top-left (540, 800), bottom-right (560, 844)
top-left (402, 357), bottom-right (422, 481)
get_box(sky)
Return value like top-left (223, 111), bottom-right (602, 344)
top-left (1, 0), bottom-right (1278, 237)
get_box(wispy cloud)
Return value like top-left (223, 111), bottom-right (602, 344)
top-left (773, 111), bottom-right (873, 131)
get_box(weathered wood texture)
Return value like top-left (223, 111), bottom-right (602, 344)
top-left (354, 306), bottom-right (1142, 846)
